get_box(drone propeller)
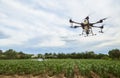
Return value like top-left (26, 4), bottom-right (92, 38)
top-left (102, 18), bottom-right (107, 20)
top-left (69, 19), bottom-right (73, 23)
top-left (99, 25), bottom-right (104, 33)
top-left (96, 18), bottom-right (107, 23)
top-left (100, 25), bottom-right (104, 29)
top-left (69, 19), bottom-right (74, 27)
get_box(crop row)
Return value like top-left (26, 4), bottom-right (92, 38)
top-left (0, 59), bottom-right (120, 78)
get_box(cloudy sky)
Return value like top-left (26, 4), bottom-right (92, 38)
top-left (0, 0), bottom-right (120, 54)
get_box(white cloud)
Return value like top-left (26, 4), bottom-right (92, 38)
top-left (0, 0), bottom-right (120, 53)
top-left (0, 12), bottom-right (8, 18)
top-left (35, 37), bottom-right (66, 47)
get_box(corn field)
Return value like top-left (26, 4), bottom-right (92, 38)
top-left (0, 59), bottom-right (120, 78)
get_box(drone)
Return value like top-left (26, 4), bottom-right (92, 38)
top-left (69, 16), bottom-right (107, 36)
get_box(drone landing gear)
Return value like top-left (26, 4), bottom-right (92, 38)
top-left (79, 34), bottom-right (87, 37)
top-left (79, 33), bottom-right (96, 37)
top-left (92, 34), bottom-right (96, 36)
top-left (79, 34), bottom-right (82, 36)
top-left (99, 30), bottom-right (104, 33)
top-left (88, 29), bottom-right (96, 36)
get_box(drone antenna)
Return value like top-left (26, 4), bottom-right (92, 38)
top-left (87, 12), bottom-right (95, 17)
top-left (84, 12), bottom-right (94, 21)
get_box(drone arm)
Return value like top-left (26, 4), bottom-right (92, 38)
top-left (91, 21), bottom-right (103, 25)
top-left (92, 26), bottom-right (101, 28)
top-left (91, 18), bottom-right (107, 25)
top-left (92, 25), bottom-right (104, 28)
top-left (69, 19), bottom-right (81, 25)
top-left (72, 21), bottom-right (81, 24)
top-left (70, 25), bottom-right (81, 28)
top-left (92, 25), bottom-right (104, 33)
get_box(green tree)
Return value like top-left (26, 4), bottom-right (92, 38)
top-left (4, 49), bottom-right (17, 59)
top-left (96, 53), bottom-right (107, 59)
top-left (108, 49), bottom-right (120, 59)
top-left (38, 54), bottom-right (43, 58)
top-left (0, 50), bottom-right (3, 54)
top-left (17, 51), bottom-right (27, 59)
top-left (0, 50), bottom-right (4, 59)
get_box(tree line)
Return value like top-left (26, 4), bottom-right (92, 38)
top-left (0, 48), bottom-right (120, 59)
top-left (0, 49), bottom-right (33, 59)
